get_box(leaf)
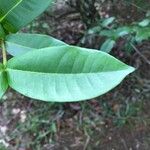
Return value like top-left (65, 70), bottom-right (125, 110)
top-left (101, 17), bottom-right (115, 27)
top-left (0, 64), bottom-right (8, 99)
top-left (100, 30), bottom-right (117, 39)
top-left (88, 26), bottom-right (101, 34)
top-left (6, 33), bottom-right (67, 56)
top-left (135, 27), bottom-right (150, 42)
top-left (138, 19), bottom-right (150, 27)
top-left (116, 27), bottom-right (131, 37)
top-left (100, 27), bottom-right (132, 40)
top-left (100, 39), bottom-right (115, 53)
top-left (0, 0), bottom-right (22, 21)
top-left (7, 46), bottom-right (135, 102)
top-left (0, 0), bottom-right (54, 32)
top-left (0, 24), bottom-right (5, 38)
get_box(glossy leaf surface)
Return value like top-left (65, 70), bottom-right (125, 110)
top-left (7, 46), bottom-right (135, 102)
top-left (0, 0), bottom-right (54, 32)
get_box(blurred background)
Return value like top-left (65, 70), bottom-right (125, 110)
top-left (0, 0), bottom-right (150, 149)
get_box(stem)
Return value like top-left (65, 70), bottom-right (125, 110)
top-left (130, 43), bottom-right (150, 65)
top-left (1, 40), bottom-right (7, 67)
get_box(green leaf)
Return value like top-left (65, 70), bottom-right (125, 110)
top-left (100, 30), bottom-right (117, 40)
top-left (6, 33), bottom-right (67, 56)
top-left (0, 0), bottom-right (22, 21)
top-left (100, 39), bottom-right (115, 53)
top-left (88, 26), bottom-right (101, 34)
top-left (0, 0), bottom-right (54, 32)
top-left (101, 17), bottom-right (115, 27)
top-left (135, 27), bottom-right (150, 42)
top-left (0, 64), bottom-right (8, 99)
top-left (7, 46), bottom-right (135, 102)
top-left (0, 24), bottom-right (5, 38)
top-left (116, 27), bottom-right (131, 37)
top-left (138, 19), bottom-right (150, 27)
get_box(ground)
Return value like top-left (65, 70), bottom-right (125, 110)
top-left (0, 1), bottom-right (150, 150)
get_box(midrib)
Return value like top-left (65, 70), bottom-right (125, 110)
top-left (0, 0), bottom-right (23, 22)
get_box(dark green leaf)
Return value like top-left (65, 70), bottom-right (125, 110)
top-left (0, 24), bottom-right (5, 38)
top-left (0, 0), bottom-right (54, 32)
top-left (0, 0), bottom-right (22, 21)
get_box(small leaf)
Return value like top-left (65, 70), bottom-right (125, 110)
top-left (101, 17), bottom-right (115, 27)
top-left (0, 0), bottom-right (54, 32)
top-left (88, 26), bottom-right (101, 34)
top-left (100, 30), bottom-right (117, 39)
top-left (116, 27), bottom-right (131, 37)
top-left (0, 64), bottom-right (8, 99)
top-left (100, 39), bottom-right (115, 53)
top-left (7, 46), bottom-right (135, 102)
top-left (6, 33), bottom-right (67, 56)
top-left (138, 19), bottom-right (150, 27)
